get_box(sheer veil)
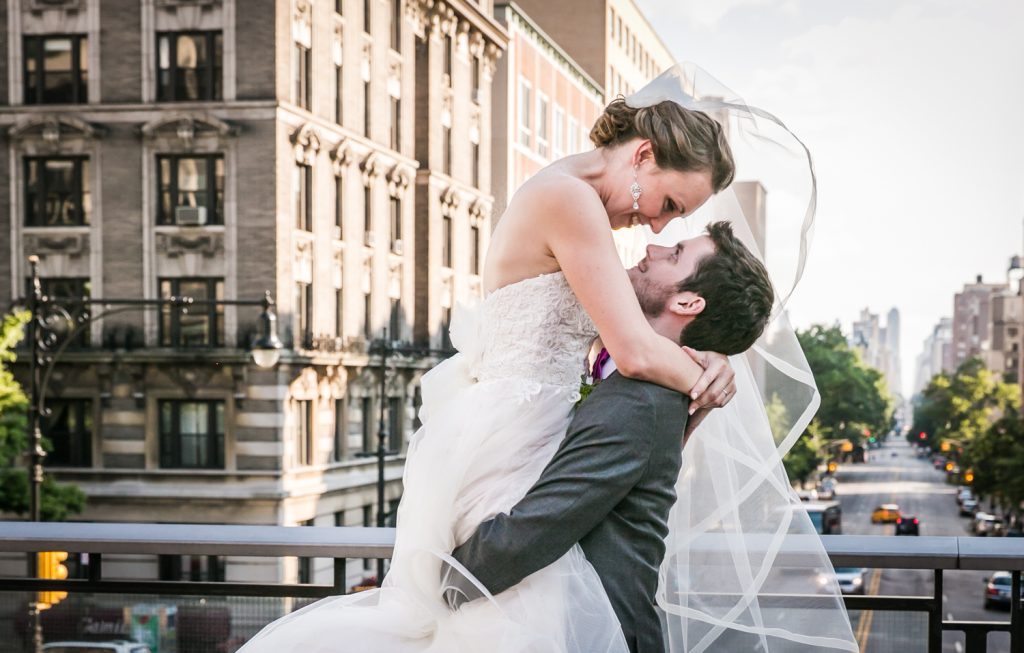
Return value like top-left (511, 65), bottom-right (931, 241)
top-left (626, 64), bottom-right (859, 652)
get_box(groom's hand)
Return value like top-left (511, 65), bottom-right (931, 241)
top-left (440, 560), bottom-right (485, 611)
top-left (684, 346), bottom-right (736, 415)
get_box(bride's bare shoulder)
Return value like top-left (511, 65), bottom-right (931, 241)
top-left (507, 171), bottom-right (604, 227)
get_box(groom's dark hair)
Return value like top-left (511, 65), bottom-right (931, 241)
top-left (676, 221), bottom-right (774, 355)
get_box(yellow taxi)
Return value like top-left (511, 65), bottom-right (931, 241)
top-left (871, 503), bottom-right (901, 524)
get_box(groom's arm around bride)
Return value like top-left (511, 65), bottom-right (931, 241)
top-left (446, 370), bottom-right (689, 650)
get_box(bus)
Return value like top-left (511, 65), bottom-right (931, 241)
top-left (804, 500), bottom-right (842, 535)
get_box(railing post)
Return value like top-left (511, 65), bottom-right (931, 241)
top-left (930, 569), bottom-right (943, 653)
top-left (333, 558), bottom-right (347, 595)
top-left (1012, 570), bottom-right (1022, 653)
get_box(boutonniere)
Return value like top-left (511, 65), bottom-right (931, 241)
top-left (577, 373), bottom-right (597, 407)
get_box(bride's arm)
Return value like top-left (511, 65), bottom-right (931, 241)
top-left (541, 179), bottom-right (704, 395)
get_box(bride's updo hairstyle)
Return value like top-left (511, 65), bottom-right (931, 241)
top-left (590, 98), bottom-right (735, 193)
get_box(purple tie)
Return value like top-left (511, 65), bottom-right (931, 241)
top-left (591, 348), bottom-right (610, 380)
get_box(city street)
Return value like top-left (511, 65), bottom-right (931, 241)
top-left (836, 437), bottom-right (1013, 652)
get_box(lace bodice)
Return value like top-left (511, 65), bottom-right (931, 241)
top-left (469, 272), bottom-right (597, 389)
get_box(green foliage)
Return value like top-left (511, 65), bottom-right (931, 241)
top-left (911, 358), bottom-right (1020, 449)
top-left (781, 324), bottom-right (895, 486)
top-left (0, 310), bottom-right (86, 521)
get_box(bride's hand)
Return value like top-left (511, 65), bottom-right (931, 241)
top-left (682, 346), bottom-right (736, 415)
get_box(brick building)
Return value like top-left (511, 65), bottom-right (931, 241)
top-left (0, 0), bottom-right (506, 590)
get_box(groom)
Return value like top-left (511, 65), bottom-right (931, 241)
top-left (442, 221), bottom-right (774, 653)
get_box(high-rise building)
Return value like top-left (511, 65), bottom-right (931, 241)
top-left (850, 307), bottom-right (901, 399)
top-left (913, 317), bottom-right (953, 395)
top-left (0, 0), bottom-right (506, 590)
top-left (951, 274), bottom-right (1007, 372)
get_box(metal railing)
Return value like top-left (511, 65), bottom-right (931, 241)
top-left (0, 523), bottom-right (1022, 652)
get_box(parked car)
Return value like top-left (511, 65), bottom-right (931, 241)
top-left (974, 513), bottom-right (1004, 536)
top-left (871, 503), bottom-right (901, 524)
top-left (984, 572), bottom-right (1024, 610)
top-left (960, 498), bottom-right (979, 516)
top-left (816, 483), bottom-right (836, 500)
top-left (932, 455), bottom-right (947, 470)
top-left (896, 515), bottom-right (920, 535)
top-left (956, 487), bottom-right (975, 505)
top-left (44, 642), bottom-right (152, 653)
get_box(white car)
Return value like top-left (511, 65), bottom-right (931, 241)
top-left (43, 642), bottom-right (152, 653)
top-left (974, 513), bottom-right (1004, 536)
top-left (820, 567), bottom-right (869, 595)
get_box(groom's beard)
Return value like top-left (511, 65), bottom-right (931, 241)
top-left (632, 276), bottom-right (676, 318)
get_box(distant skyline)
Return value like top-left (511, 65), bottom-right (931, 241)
top-left (636, 0), bottom-right (1024, 397)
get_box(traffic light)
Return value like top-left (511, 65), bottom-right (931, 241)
top-left (964, 470), bottom-right (975, 484)
top-left (827, 461), bottom-right (838, 474)
top-left (37, 551), bottom-right (69, 610)
top-left (945, 462), bottom-right (955, 472)
top-left (919, 431), bottom-right (927, 440)
top-left (940, 441), bottom-right (951, 452)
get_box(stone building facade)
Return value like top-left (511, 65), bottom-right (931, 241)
top-left (0, 0), bottom-right (506, 590)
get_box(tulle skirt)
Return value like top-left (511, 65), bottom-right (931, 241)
top-left (238, 360), bottom-right (628, 653)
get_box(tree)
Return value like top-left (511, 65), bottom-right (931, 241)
top-left (0, 311), bottom-right (85, 521)
top-left (911, 358), bottom-right (1019, 449)
top-left (781, 324), bottom-right (895, 484)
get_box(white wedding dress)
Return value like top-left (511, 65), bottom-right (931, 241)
top-left (240, 270), bottom-right (631, 653)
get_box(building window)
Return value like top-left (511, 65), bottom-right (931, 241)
top-left (363, 184), bottom-right (373, 237)
top-left (412, 386), bottom-right (422, 430)
top-left (38, 278), bottom-right (90, 348)
top-left (159, 278), bottom-right (224, 347)
top-left (470, 224), bottom-right (480, 275)
top-left (336, 0), bottom-right (344, 14)
top-left (443, 33), bottom-right (453, 80)
top-left (364, 290), bottom-right (373, 338)
top-left (295, 399), bottom-right (314, 466)
top-left (568, 116), bottom-right (579, 154)
top-left (157, 31), bottom-right (222, 101)
top-left (159, 555), bottom-right (225, 582)
top-left (363, 78), bottom-right (371, 136)
top-left (441, 306), bottom-right (452, 350)
top-left (442, 215), bottom-right (452, 268)
top-left (335, 62), bottom-right (344, 124)
top-left (364, 0), bottom-right (372, 33)
top-left (390, 96), bottom-right (401, 150)
top-left (43, 399), bottom-right (92, 467)
top-left (24, 157), bottom-right (91, 227)
top-left (517, 78), bottom-right (531, 146)
top-left (472, 141), bottom-right (480, 188)
top-left (471, 54), bottom-right (481, 103)
top-left (159, 400), bottom-right (225, 469)
top-left (389, 298), bottom-right (400, 340)
top-left (552, 105), bottom-right (565, 160)
top-left (391, 0), bottom-right (402, 51)
top-left (442, 124), bottom-right (452, 176)
top-left (333, 399), bottom-right (345, 461)
top-left (295, 281), bottom-right (313, 349)
top-left (536, 93), bottom-right (549, 158)
top-left (388, 396), bottom-right (403, 451)
top-left (157, 155), bottom-right (224, 226)
top-left (23, 35), bottom-right (88, 105)
top-left (294, 41), bottom-right (311, 109)
top-left (294, 163), bottom-right (313, 231)
top-left (390, 196), bottom-right (402, 251)
top-left (347, 396), bottom-right (369, 457)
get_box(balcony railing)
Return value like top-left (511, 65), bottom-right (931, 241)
top-left (0, 523), bottom-right (1022, 653)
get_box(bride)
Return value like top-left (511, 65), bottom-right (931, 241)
top-left (240, 65), bottom-right (857, 653)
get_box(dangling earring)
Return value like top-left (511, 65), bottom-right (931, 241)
top-left (630, 166), bottom-right (642, 211)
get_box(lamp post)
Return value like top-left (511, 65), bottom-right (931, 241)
top-left (23, 255), bottom-right (282, 522)
top-left (356, 328), bottom-right (453, 586)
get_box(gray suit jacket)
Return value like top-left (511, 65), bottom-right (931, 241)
top-left (449, 371), bottom-right (689, 653)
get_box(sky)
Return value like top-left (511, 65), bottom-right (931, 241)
top-left (635, 0), bottom-right (1024, 397)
